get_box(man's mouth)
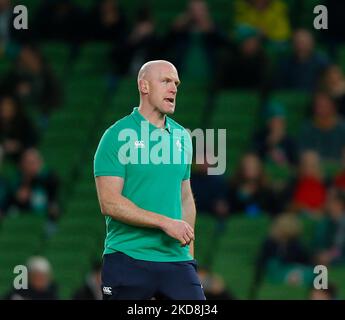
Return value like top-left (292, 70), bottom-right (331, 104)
top-left (165, 98), bottom-right (175, 104)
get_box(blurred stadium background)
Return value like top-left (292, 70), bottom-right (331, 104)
top-left (0, 0), bottom-right (345, 299)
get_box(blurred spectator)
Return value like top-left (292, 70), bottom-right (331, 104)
top-left (197, 267), bottom-right (236, 300)
top-left (253, 213), bottom-right (314, 290)
top-left (1, 44), bottom-right (62, 120)
top-left (286, 151), bottom-right (327, 216)
top-left (166, 0), bottom-right (227, 80)
top-left (0, 95), bottom-right (38, 163)
top-left (298, 92), bottom-right (345, 162)
top-left (323, 0), bottom-right (345, 59)
top-left (110, 6), bottom-right (162, 78)
top-left (308, 283), bottom-right (338, 300)
top-left (72, 261), bottom-right (102, 300)
top-left (10, 148), bottom-right (60, 225)
top-left (228, 153), bottom-right (279, 216)
top-left (4, 256), bottom-right (59, 300)
top-left (234, 0), bottom-right (291, 45)
top-left (191, 159), bottom-right (229, 218)
top-left (215, 25), bottom-right (270, 90)
top-left (0, 172), bottom-right (10, 219)
top-left (320, 65), bottom-right (345, 117)
top-left (0, 0), bottom-right (12, 50)
top-left (252, 101), bottom-right (297, 166)
top-left (334, 148), bottom-right (345, 190)
top-left (33, 0), bottom-right (85, 43)
top-left (125, 6), bottom-right (163, 75)
top-left (275, 29), bottom-right (329, 91)
top-left (313, 189), bottom-right (345, 266)
top-left (88, 0), bottom-right (127, 42)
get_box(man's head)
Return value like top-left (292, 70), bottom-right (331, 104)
top-left (299, 150), bottom-right (321, 178)
top-left (27, 256), bottom-right (52, 292)
top-left (19, 45), bottom-right (43, 74)
top-left (323, 65), bottom-right (345, 89)
top-left (0, 0), bottom-right (10, 12)
top-left (0, 96), bottom-right (19, 122)
top-left (293, 29), bottom-right (314, 60)
top-left (234, 25), bottom-right (261, 56)
top-left (137, 60), bottom-right (180, 115)
top-left (313, 92), bottom-right (337, 119)
top-left (20, 148), bottom-right (43, 178)
top-left (188, 0), bottom-right (209, 24)
top-left (265, 101), bottom-right (286, 131)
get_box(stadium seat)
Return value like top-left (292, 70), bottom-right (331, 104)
top-left (270, 90), bottom-right (311, 134)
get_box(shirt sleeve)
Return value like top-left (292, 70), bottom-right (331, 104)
top-left (94, 127), bottom-right (126, 178)
top-left (183, 163), bottom-right (191, 180)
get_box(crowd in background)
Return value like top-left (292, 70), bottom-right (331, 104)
top-left (0, 0), bottom-right (345, 299)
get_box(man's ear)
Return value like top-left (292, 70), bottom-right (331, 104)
top-left (139, 79), bottom-right (149, 94)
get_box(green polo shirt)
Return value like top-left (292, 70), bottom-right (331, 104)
top-left (94, 107), bottom-right (193, 262)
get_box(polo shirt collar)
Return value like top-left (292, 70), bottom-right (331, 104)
top-left (131, 107), bottom-right (171, 134)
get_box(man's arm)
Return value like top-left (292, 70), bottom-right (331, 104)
top-left (95, 176), bottom-right (194, 246)
top-left (181, 179), bottom-right (197, 257)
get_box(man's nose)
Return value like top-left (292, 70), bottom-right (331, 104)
top-left (169, 84), bottom-right (177, 94)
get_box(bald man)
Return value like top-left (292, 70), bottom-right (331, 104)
top-left (94, 60), bottom-right (205, 300)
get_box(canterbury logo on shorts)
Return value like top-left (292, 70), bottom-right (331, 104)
top-left (102, 286), bottom-right (112, 295)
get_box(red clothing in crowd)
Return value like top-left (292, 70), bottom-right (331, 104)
top-left (293, 176), bottom-right (327, 210)
top-left (334, 171), bottom-right (345, 189)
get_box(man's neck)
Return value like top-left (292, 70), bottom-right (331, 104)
top-left (138, 104), bottom-right (166, 129)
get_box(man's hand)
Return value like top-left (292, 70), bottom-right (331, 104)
top-left (161, 218), bottom-right (194, 247)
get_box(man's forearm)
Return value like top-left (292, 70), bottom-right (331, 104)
top-left (100, 194), bottom-right (168, 230)
top-left (182, 194), bottom-right (197, 257)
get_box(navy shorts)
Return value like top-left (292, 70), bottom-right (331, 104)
top-left (101, 252), bottom-right (206, 300)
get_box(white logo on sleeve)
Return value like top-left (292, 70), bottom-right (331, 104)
top-left (103, 286), bottom-right (112, 295)
top-left (176, 140), bottom-right (182, 152)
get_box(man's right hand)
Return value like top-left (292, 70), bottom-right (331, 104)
top-left (161, 218), bottom-right (194, 247)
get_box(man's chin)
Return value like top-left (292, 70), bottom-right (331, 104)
top-left (162, 106), bottom-right (175, 115)
top-left (166, 108), bottom-right (175, 114)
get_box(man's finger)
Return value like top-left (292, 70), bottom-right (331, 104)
top-left (186, 229), bottom-right (194, 241)
top-left (186, 224), bottom-right (194, 235)
top-left (180, 235), bottom-right (188, 246)
top-left (182, 233), bottom-right (191, 245)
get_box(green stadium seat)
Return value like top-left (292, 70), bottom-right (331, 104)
top-left (0, 215), bottom-right (45, 235)
top-left (215, 91), bottom-right (261, 114)
top-left (257, 283), bottom-right (307, 300)
top-left (265, 163), bottom-right (293, 183)
top-left (58, 218), bottom-right (104, 240)
top-left (70, 43), bottom-right (112, 75)
top-left (207, 215), bottom-right (270, 299)
top-left (0, 55), bottom-right (11, 74)
top-left (270, 90), bottom-right (311, 134)
top-left (0, 235), bottom-right (41, 253)
top-left (41, 42), bottom-right (70, 62)
top-left (46, 235), bottom-right (98, 254)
